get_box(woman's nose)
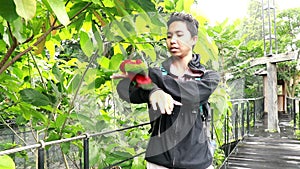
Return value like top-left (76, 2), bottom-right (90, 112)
top-left (170, 36), bottom-right (177, 43)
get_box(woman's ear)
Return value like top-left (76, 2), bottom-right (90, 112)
top-left (192, 36), bottom-right (198, 46)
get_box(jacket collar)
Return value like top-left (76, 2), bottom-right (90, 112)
top-left (161, 54), bottom-right (206, 74)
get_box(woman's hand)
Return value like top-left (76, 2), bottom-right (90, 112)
top-left (149, 89), bottom-right (182, 115)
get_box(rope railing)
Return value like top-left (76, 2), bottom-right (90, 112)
top-left (220, 96), bottom-right (265, 169)
top-left (286, 96), bottom-right (300, 130)
top-left (0, 97), bottom-right (265, 169)
top-left (222, 97), bottom-right (264, 156)
top-left (0, 122), bottom-right (150, 169)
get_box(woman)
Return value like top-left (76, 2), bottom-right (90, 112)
top-left (113, 12), bottom-right (220, 169)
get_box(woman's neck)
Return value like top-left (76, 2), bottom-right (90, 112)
top-left (173, 52), bottom-right (192, 68)
top-left (170, 53), bottom-right (193, 76)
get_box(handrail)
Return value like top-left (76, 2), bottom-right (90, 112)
top-left (286, 96), bottom-right (300, 100)
top-left (230, 96), bottom-right (264, 102)
top-left (286, 97), bottom-right (300, 129)
top-left (89, 122), bottom-right (150, 138)
top-left (0, 122), bottom-right (151, 169)
top-left (0, 97), bottom-right (265, 168)
top-left (1, 122), bottom-right (150, 156)
top-left (219, 96), bottom-right (265, 169)
top-left (0, 143), bottom-right (40, 156)
top-left (221, 97), bottom-right (264, 155)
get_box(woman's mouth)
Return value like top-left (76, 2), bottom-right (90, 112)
top-left (170, 47), bottom-right (179, 53)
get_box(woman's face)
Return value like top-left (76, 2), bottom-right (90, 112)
top-left (166, 21), bottom-right (197, 58)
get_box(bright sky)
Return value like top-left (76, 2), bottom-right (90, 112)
top-left (196, 0), bottom-right (300, 24)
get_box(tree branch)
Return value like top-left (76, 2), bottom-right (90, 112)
top-left (59, 50), bottom-right (99, 137)
top-left (0, 22), bottom-right (18, 70)
top-left (0, 26), bottom-right (55, 75)
top-left (0, 2), bottom-right (93, 75)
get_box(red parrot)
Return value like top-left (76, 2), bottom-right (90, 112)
top-left (119, 59), bottom-right (154, 90)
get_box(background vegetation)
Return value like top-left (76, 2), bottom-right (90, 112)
top-left (0, 0), bottom-right (300, 168)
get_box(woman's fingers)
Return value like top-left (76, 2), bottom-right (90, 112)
top-left (110, 73), bottom-right (128, 79)
top-left (158, 101), bottom-right (166, 114)
top-left (154, 94), bottom-right (174, 115)
top-left (165, 94), bottom-right (174, 115)
top-left (150, 89), bottom-right (182, 115)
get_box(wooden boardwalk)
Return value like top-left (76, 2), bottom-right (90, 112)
top-left (220, 114), bottom-right (300, 169)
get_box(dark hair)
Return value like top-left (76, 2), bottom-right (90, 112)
top-left (167, 12), bottom-right (199, 37)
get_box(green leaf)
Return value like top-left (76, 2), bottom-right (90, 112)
top-left (131, 156), bottom-right (145, 169)
top-left (61, 142), bottom-right (71, 154)
top-left (0, 155), bottom-right (15, 169)
top-left (106, 151), bottom-right (133, 164)
top-left (12, 67), bottom-right (24, 79)
top-left (19, 88), bottom-right (51, 106)
top-left (175, 0), bottom-right (184, 11)
top-left (70, 113), bottom-right (91, 122)
top-left (98, 56), bottom-right (110, 69)
top-left (134, 0), bottom-right (156, 12)
top-left (0, 40), bottom-right (7, 52)
top-left (136, 44), bottom-right (156, 61)
top-left (70, 113), bottom-right (95, 130)
top-left (80, 31), bottom-right (94, 57)
top-left (109, 54), bottom-right (124, 70)
top-left (11, 17), bottom-right (27, 43)
top-left (183, 0), bottom-right (194, 12)
top-left (30, 109), bottom-right (48, 123)
top-left (81, 13), bottom-right (92, 32)
top-left (13, 0), bottom-right (36, 21)
top-left (164, 0), bottom-right (175, 11)
top-left (0, 24), bottom-right (4, 34)
top-left (45, 40), bottom-right (55, 58)
top-left (194, 28), bottom-right (219, 64)
top-left (46, 130), bottom-right (60, 141)
top-left (46, 0), bottom-right (70, 26)
top-left (0, 0), bottom-right (18, 22)
top-left (55, 114), bottom-right (67, 128)
top-left (19, 102), bottom-right (48, 123)
top-left (94, 77), bottom-right (105, 88)
top-left (67, 74), bottom-right (81, 94)
top-left (52, 64), bottom-right (63, 82)
top-left (135, 13), bottom-right (150, 34)
top-left (92, 24), bottom-right (103, 55)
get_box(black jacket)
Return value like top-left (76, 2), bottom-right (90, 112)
top-left (116, 54), bottom-right (220, 169)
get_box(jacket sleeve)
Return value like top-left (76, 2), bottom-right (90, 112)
top-left (116, 78), bottom-right (153, 104)
top-left (149, 67), bottom-right (220, 105)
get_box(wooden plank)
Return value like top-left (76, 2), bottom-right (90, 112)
top-left (220, 115), bottom-right (300, 169)
top-left (266, 62), bottom-right (278, 131)
top-left (250, 51), bottom-right (298, 67)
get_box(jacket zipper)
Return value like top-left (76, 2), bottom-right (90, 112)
top-left (173, 157), bottom-right (176, 166)
top-left (158, 116), bottom-right (162, 137)
top-left (173, 139), bottom-right (177, 166)
top-left (173, 116), bottom-right (179, 167)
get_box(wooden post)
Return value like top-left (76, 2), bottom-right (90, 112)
top-left (266, 62), bottom-right (278, 131)
top-left (250, 51), bottom-right (297, 131)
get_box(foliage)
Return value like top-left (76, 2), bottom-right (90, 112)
top-left (241, 0), bottom-right (263, 42)
top-left (0, 155), bottom-right (15, 169)
top-left (276, 7), bottom-right (300, 97)
top-left (207, 18), bottom-right (264, 99)
top-left (7, 0), bottom-right (299, 168)
top-left (238, 1), bottom-right (300, 98)
top-left (0, 0), bottom-right (224, 168)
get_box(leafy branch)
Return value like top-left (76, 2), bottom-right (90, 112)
top-left (0, 2), bottom-right (93, 75)
top-left (59, 50), bottom-right (99, 137)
